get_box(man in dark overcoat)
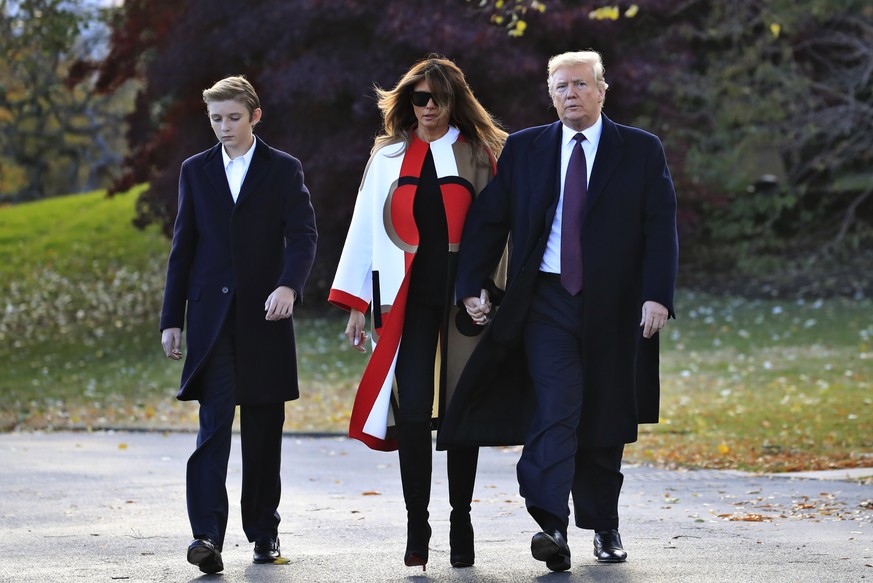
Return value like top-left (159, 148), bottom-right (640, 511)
top-left (160, 76), bottom-right (317, 574)
top-left (448, 50), bottom-right (678, 573)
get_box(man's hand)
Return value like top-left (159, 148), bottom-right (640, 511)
top-left (161, 327), bottom-right (183, 360)
top-left (265, 286), bottom-right (297, 321)
top-left (344, 308), bottom-right (367, 353)
top-left (462, 289), bottom-right (491, 326)
top-left (640, 300), bottom-right (669, 339)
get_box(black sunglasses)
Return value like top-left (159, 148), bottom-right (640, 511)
top-left (410, 91), bottom-right (437, 107)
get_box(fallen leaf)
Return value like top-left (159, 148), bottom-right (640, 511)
top-left (718, 513), bottom-right (770, 522)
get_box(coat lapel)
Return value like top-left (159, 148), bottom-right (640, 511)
top-left (586, 114), bottom-right (623, 214)
top-left (201, 143), bottom-right (235, 211)
top-left (527, 121), bottom-right (563, 239)
top-left (235, 137), bottom-right (271, 209)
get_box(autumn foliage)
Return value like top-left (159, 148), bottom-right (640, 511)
top-left (88, 0), bottom-right (677, 295)
top-left (91, 0), bottom-right (873, 298)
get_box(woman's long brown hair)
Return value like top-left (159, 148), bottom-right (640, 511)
top-left (372, 54), bottom-right (507, 166)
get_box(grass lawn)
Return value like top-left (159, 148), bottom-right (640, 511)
top-left (642, 293), bottom-right (872, 471)
top-left (1, 191), bottom-right (871, 473)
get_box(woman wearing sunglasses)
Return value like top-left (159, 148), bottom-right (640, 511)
top-left (329, 55), bottom-right (506, 570)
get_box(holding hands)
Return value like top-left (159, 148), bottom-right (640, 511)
top-left (462, 289), bottom-right (492, 326)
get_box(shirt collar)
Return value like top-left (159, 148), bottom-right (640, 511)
top-left (222, 135), bottom-right (258, 168)
top-left (562, 114), bottom-right (603, 150)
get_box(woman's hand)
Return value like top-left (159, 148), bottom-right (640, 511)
top-left (344, 308), bottom-right (368, 352)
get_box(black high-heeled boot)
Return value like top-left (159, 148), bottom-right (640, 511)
top-left (448, 446), bottom-right (479, 567)
top-left (398, 421), bottom-right (433, 570)
top-left (404, 515), bottom-right (432, 570)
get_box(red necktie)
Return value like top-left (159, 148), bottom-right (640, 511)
top-left (560, 133), bottom-right (587, 295)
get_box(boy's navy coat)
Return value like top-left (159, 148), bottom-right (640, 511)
top-left (160, 137), bottom-right (317, 404)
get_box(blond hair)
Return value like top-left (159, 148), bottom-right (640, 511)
top-left (547, 50), bottom-right (609, 95)
top-left (202, 75), bottom-right (261, 121)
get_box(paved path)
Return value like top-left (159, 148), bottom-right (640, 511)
top-left (0, 431), bottom-right (870, 582)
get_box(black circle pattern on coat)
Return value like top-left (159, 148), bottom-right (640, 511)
top-left (455, 309), bottom-right (485, 337)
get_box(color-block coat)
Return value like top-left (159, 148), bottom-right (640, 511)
top-left (329, 127), bottom-right (500, 451)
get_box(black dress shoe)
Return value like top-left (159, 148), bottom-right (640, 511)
top-left (593, 529), bottom-right (627, 563)
top-left (531, 529), bottom-right (571, 572)
top-left (253, 537), bottom-right (281, 563)
top-left (187, 538), bottom-right (223, 574)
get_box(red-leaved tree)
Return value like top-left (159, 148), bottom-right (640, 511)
top-left (89, 0), bottom-right (689, 300)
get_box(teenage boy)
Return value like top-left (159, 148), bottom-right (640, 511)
top-left (160, 75), bottom-right (317, 574)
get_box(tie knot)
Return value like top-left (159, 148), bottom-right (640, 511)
top-left (573, 133), bottom-right (585, 145)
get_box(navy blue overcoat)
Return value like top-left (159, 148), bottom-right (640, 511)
top-left (440, 115), bottom-right (678, 449)
top-left (160, 137), bottom-right (317, 404)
